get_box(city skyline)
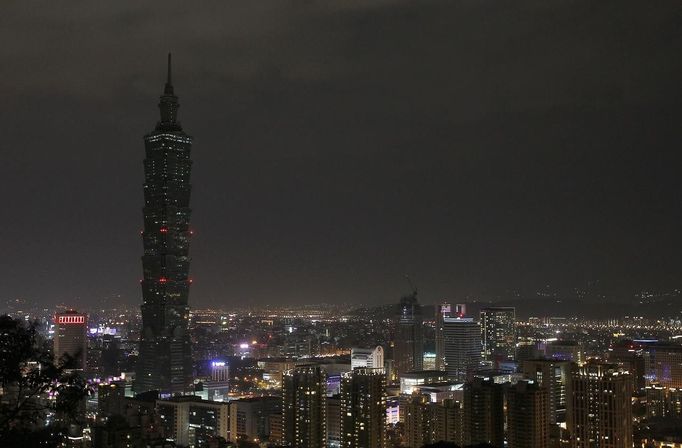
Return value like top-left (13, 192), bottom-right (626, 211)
top-left (1, 3), bottom-right (681, 447)
top-left (2, 1), bottom-right (681, 309)
top-left (134, 55), bottom-right (194, 395)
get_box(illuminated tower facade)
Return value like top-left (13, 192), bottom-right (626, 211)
top-left (282, 366), bottom-right (327, 448)
top-left (341, 368), bottom-right (387, 448)
top-left (134, 54), bottom-right (194, 395)
top-left (54, 310), bottom-right (88, 371)
top-left (442, 316), bottom-right (481, 381)
top-left (507, 380), bottom-right (549, 448)
top-left (463, 377), bottom-right (505, 447)
top-left (480, 306), bottom-right (516, 363)
top-left (567, 362), bottom-right (633, 448)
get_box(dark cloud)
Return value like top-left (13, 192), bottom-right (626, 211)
top-left (1, 0), bottom-right (681, 307)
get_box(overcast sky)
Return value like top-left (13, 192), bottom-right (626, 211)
top-left (1, 0), bottom-right (681, 308)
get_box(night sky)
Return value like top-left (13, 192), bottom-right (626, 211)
top-left (1, 1), bottom-right (681, 308)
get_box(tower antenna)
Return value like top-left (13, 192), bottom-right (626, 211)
top-left (164, 52), bottom-right (174, 95)
top-left (404, 274), bottom-right (417, 297)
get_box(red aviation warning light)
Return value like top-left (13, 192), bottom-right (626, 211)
top-left (159, 277), bottom-right (168, 283)
top-left (188, 278), bottom-right (193, 284)
top-left (160, 227), bottom-right (168, 233)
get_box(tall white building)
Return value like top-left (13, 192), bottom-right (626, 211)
top-left (351, 346), bottom-right (384, 370)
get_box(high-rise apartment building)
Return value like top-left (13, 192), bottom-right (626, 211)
top-left (54, 310), bottom-right (87, 370)
top-left (567, 362), bottom-right (633, 448)
top-left (403, 394), bottom-right (433, 448)
top-left (507, 380), bottom-right (549, 448)
top-left (157, 396), bottom-right (229, 447)
top-left (229, 396), bottom-right (282, 444)
top-left (282, 366), bottom-right (327, 448)
top-left (341, 368), bottom-right (387, 448)
top-left (442, 316), bottom-right (481, 381)
top-left (480, 307), bottom-right (516, 363)
top-left (401, 395), bottom-right (464, 448)
top-left (135, 54), bottom-right (194, 395)
top-left (645, 383), bottom-right (682, 419)
top-left (351, 346), bottom-right (384, 370)
top-left (608, 340), bottom-right (646, 390)
top-left (435, 303), bottom-right (450, 371)
top-left (521, 359), bottom-right (571, 424)
top-left (327, 395), bottom-right (342, 448)
top-left (434, 399), bottom-right (464, 447)
top-left (394, 293), bottom-right (423, 375)
top-left (463, 377), bottom-right (505, 447)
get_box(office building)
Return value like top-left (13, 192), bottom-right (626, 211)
top-left (545, 340), bottom-right (583, 365)
top-left (480, 307), bottom-right (516, 363)
top-left (463, 377), bottom-right (505, 447)
top-left (135, 54), bottom-right (194, 395)
top-left (399, 370), bottom-right (449, 395)
top-left (54, 310), bottom-right (87, 370)
top-left (442, 316), bottom-right (481, 381)
top-left (351, 346), bottom-right (384, 370)
top-left (422, 352), bottom-right (437, 371)
top-left (258, 358), bottom-right (296, 384)
top-left (282, 366), bottom-right (327, 448)
top-left (201, 361), bottom-right (229, 402)
top-left (341, 368), bottom-right (387, 448)
top-left (567, 362), bottom-right (633, 448)
top-left (643, 342), bottom-right (682, 389)
top-left (507, 380), bottom-right (549, 448)
top-left (394, 293), bottom-right (424, 375)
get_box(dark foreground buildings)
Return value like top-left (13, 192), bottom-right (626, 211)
top-left (134, 54), bottom-right (194, 395)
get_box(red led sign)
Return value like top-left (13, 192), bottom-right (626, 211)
top-left (57, 315), bottom-right (85, 324)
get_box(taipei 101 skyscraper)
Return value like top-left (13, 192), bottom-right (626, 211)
top-left (134, 54), bottom-right (193, 394)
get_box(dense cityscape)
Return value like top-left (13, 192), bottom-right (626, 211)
top-left (5, 290), bottom-right (682, 447)
top-left (2, 2), bottom-right (681, 448)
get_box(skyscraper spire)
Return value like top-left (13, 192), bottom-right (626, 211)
top-left (135, 54), bottom-right (194, 395)
top-left (165, 52), bottom-right (173, 95)
top-left (157, 53), bottom-right (180, 131)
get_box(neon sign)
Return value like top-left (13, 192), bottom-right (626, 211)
top-left (57, 315), bottom-right (85, 324)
